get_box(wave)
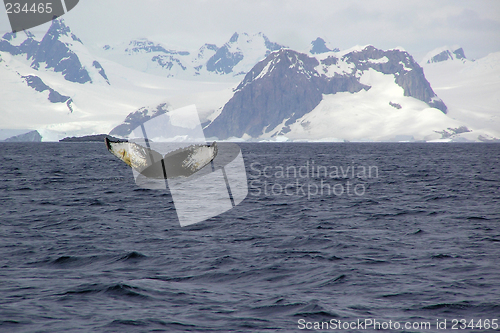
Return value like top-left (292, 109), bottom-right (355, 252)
top-left (318, 274), bottom-right (347, 287)
top-left (62, 283), bottom-right (150, 299)
top-left (419, 301), bottom-right (500, 313)
top-left (293, 303), bottom-right (339, 319)
top-left (250, 302), bottom-right (305, 316)
top-left (106, 318), bottom-right (197, 330)
top-left (117, 251), bottom-right (147, 261)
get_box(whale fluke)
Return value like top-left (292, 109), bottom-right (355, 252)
top-left (105, 138), bottom-right (217, 179)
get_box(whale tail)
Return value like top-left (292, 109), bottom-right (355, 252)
top-left (104, 138), bottom-right (217, 179)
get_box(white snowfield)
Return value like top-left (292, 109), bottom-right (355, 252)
top-left (421, 51), bottom-right (500, 142)
top-left (261, 69), bottom-right (463, 142)
top-left (95, 32), bottom-right (275, 80)
top-left (0, 30), bottom-right (236, 141)
top-left (0, 24), bottom-right (498, 142)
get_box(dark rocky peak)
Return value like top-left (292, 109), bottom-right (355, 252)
top-left (0, 19), bottom-right (106, 85)
top-left (28, 19), bottom-right (91, 83)
top-left (284, 49), bottom-right (320, 74)
top-left (206, 32), bottom-right (285, 75)
top-left (333, 46), bottom-right (446, 113)
top-left (205, 49), bottom-right (322, 138)
top-left (342, 45), bottom-right (385, 61)
top-left (229, 32), bottom-right (239, 43)
top-left (2, 30), bottom-right (34, 41)
top-left (0, 30), bottom-right (39, 57)
top-left (22, 74), bottom-right (72, 109)
top-left (23, 74), bottom-right (51, 92)
top-left (20, 38), bottom-right (40, 56)
top-left (0, 34), bottom-right (22, 55)
top-left (205, 49), bottom-right (367, 139)
top-left (2, 31), bottom-right (16, 41)
top-left (151, 54), bottom-right (187, 72)
top-left (429, 50), bottom-right (453, 63)
top-left (235, 49), bottom-right (319, 91)
top-left (310, 37), bottom-right (330, 54)
top-left (45, 18), bottom-right (71, 39)
top-left (453, 47), bottom-right (466, 59)
top-left (341, 45), bottom-right (417, 74)
top-left (310, 37), bottom-right (339, 54)
top-left (206, 44), bottom-right (243, 74)
top-left (92, 61), bottom-right (110, 84)
top-left (426, 46), bottom-right (467, 63)
top-left (71, 33), bottom-right (82, 44)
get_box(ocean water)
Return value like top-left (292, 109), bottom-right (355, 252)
top-left (1, 142), bottom-right (499, 332)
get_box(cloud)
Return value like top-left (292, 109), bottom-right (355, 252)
top-left (448, 8), bottom-right (500, 31)
top-left (1, 0), bottom-right (498, 60)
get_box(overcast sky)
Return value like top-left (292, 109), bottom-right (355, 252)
top-left (1, 0), bottom-right (499, 61)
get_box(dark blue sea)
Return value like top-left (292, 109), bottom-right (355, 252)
top-left (1, 142), bottom-right (499, 332)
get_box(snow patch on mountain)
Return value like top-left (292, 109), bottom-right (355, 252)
top-left (314, 52), bottom-right (355, 77)
top-left (267, 69), bottom-right (462, 141)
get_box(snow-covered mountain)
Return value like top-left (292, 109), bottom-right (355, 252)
top-left (0, 20), bottom-right (108, 85)
top-left (204, 45), bottom-right (461, 141)
top-left (0, 21), bottom-right (101, 117)
top-left (421, 47), bottom-right (500, 141)
top-left (97, 32), bottom-right (285, 79)
top-left (0, 19), bottom-right (235, 140)
top-left (1, 18), bottom-right (498, 142)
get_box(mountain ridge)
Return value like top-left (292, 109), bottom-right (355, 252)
top-left (205, 45), bottom-right (448, 140)
top-left (0, 20), bottom-right (108, 84)
top-left (1, 19), bottom-right (498, 142)
top-left (98, 32), bottom-right (286, 79)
